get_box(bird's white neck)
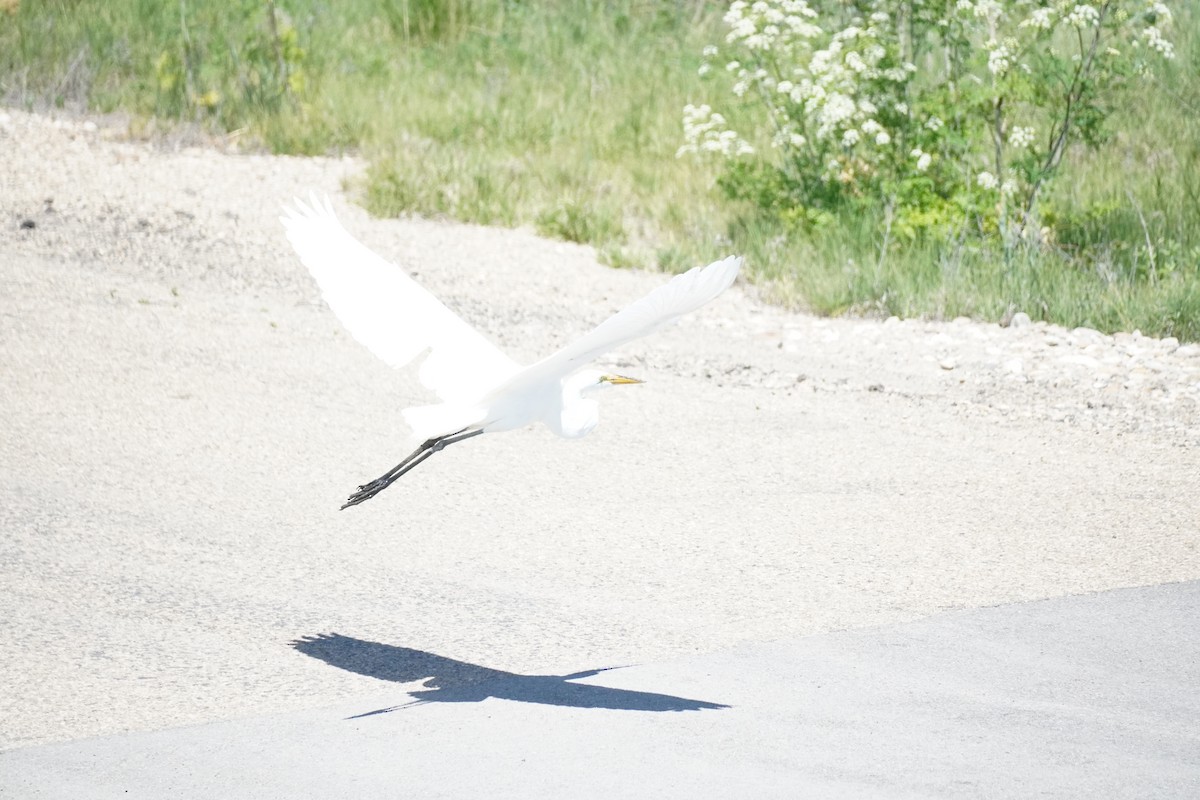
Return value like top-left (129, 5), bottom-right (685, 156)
top-left (551, 372), bottom-right (603, 438)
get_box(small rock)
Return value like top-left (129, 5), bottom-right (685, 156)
top-left (1009, 311), bottom-right (1032, 329)
top-left (939, 358), bottom-right (957, 371)
top-left (1072, 327), bottom-right (1105, 346)
top-left (1175, 344), bottom-right (1200, 358)
top-left (19, 219), bottom-right (35, 229)
top-left (1060, 354), bottom-right (1100, 369)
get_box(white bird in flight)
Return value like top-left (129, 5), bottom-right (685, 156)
top-left (282, 195), bottom-right (741, 509)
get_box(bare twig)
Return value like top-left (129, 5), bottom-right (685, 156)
top-left (1126, 189), bottom-right (1157, 283)
top-left (178, 0), bottom-right (197, 118)
top-left (992, 94), bottom-right (1007, 239)
top-left (264, 0), bottom-right (290, 98)
top-left (876, 197), bottom-right (895, 276)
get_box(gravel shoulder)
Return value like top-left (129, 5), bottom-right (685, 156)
top-left (1, 108), bottom-right (1197, 750)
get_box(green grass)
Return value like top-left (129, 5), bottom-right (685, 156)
top-left (2, 0), bottom-right (1197, 339)
top-left (735, 209), bottom-right (1200, 336)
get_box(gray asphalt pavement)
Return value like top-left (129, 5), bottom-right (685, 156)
top-left (3, 582), bottom-right (1197, 798)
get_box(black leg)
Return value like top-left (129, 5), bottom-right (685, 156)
top-left (341, 428), bottom-right (485, 509)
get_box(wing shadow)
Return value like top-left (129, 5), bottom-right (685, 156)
top-left (291, 633), bottom-right (728, 716)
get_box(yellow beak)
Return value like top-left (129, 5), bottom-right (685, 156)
top-left (603, 374), bottom-right (644, 385)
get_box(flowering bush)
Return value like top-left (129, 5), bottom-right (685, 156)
top-left (681, 0), bottom-right (1175, 242)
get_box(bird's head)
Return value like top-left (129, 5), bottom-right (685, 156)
top-left (571, 368), bottom-right (644, 395)
top-left (599, 373), bottom-right (644, 387)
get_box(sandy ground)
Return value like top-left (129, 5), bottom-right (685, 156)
top-left (1, 108), bottom-right (1198, 752)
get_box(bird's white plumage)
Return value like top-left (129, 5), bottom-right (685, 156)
top-left (282, 195), bottom-right (520, 402)
top-left (283, 195), bottom-right (741, 442)
top-left (522, 254), bottom-right (741, 384)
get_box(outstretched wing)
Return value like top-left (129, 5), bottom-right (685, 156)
top-left (525, 255), bottom-right (741, 381)
top-left (282, 195), bottom-right (520, 401)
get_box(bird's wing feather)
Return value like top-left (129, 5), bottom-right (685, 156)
top-left (282, 195), bottom-right (520, 401)
top-left (524, 255), bottom-right (741, 381)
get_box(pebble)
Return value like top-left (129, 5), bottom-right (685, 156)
top-left (1060, 354), bottom-right (1100, 369)
top-left (1071, 327), bottom-right (1107, 347)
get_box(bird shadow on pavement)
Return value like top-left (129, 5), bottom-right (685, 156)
top-left (291, 633), bottom-right (728, 716)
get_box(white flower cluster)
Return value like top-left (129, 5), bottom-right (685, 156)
top-left (1142, 24), bottom-right (1174, 58)
top-left (910, 147), bottom-right (933, 171)
top-left (804, 31), bottom-right (906, 152)
top-left (1020, 8), bottom-right (1055, 30)
top-left (970, 0), bottom-right (1003, 22)
top-left (724, 0), bottom-right (821, 52)
top-left (1008, 125), bottom-right (1035, 148)
top-left (1065, 4), bottom-right (1101, 28)
top-left (986, 39), bottom-right (1014, 76)
top-left (977, 170), bottom-right (1019, 195)
top-left (676, 103), bottom-right (755, 158)
top-left (805, 27), bottom-right (901, 143)
top-left (694, 0), bottom-right (916, 177)
top-left (1146, 0), bottom-right (1173, 19)
top-left (861, 119), bottom-right (891, 145)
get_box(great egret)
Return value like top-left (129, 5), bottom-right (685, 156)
top-left (282, 195), bottom-right (741, 508)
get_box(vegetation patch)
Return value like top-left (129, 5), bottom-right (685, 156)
top-left (2, 0), bottom-right (1196, 339)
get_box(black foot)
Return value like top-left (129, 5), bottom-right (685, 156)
top-left (342, 479), bottom-right (388, 510)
